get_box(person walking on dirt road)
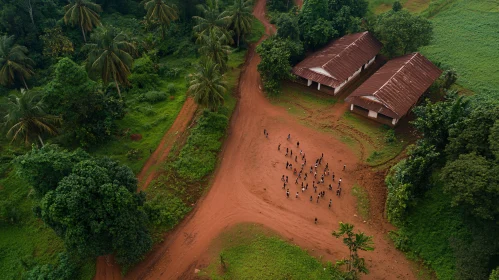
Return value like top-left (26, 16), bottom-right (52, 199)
top-left (278, 143), bottom-right (281, 151)
top-left (296, 192), bottom-right (299, 198)
top-left (315, 217), bottom-right (318, 224)
top-left (264, 129), bottom-right (266, 135)
top-left (310, 195), bottom-right (312, 202)
top-left (329, 199), bottom-right (332, 208)
top-left (287, 134), bottom-right (291, 140)
top-left (286, 189), bottom-right (290, 198)
top-left (297, 141), bottom-right (300, 148)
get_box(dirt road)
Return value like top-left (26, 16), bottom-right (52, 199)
top-left (123, 0), bottom-right (415, 279)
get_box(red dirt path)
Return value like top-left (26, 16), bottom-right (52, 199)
top-left (137, 97), bottom-right (198, 191)
top-left (120, 0), bottom-right (415, 279)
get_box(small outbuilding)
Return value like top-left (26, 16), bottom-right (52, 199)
top-left (345, 52), bottom-right (442, 126)
top-left (292, 31), bottom-right (382, 95)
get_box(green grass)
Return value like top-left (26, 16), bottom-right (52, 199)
top-left (351, 184), bottom-right (370, 220)
top-left (247, 17), bottom-right (266, 44)
top-left (340, 111), bottom-right (408, 165)
top-left (90, 56), bottom-right (196, 174)
top-left (368, 0), bottom-right (431, 14)
top-left (391, 181), bottom-right (469, 280)
top-left (419, 0), bottom-right (499, 101)
top-left (202, 224), bottom-right (343, 279)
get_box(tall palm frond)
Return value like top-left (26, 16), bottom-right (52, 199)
top-left (227, 0), bottom-right (254, 47)
top-left (83, 26), bottom-right (136, 99)
top-left (198, 29), bottom-right (231, 73)
top-left (0, 35), bottom-right (35, 90)
top-left (188, 60), bottom-right (228, 111)
top-left (63, 0), bottom-right (102, 42)
top-left (193, 0), bottom-right (233, 45)
top-left (2, 89), bottom-right (61, 146)
top-left (142, 0), bottom-right (179, 39)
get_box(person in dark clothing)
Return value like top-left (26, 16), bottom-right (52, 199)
top-left (329, 199), bottom-right (332, 208)
top-left (264, 129), bottom-right (266, 135)
top-left (278, 143), bottom-right (281, 151)
top-left (286, 161), bottom-right (289, 169)
top-left (310, 195), bottom-right (313, 201)
top-left (297, 141), bottom-right (300, 148)
top-left (314, 217), bottom-right (318, 224)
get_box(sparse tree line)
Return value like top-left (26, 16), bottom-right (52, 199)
top-left (257, 0), bottom-right (433, 95)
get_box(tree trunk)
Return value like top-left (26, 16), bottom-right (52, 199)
top-left (21, 76), bottom-right (29, 90)
top-left (37, 135), bottom-right (44, 147)
top-left (81, 25), bottom-right (87, 42)
top-left (161, 24), bottom-right (166, 40)
top-left (114, 78), bottom-right (122, 99)
top-left (237, 34), bottom-right (240, 48)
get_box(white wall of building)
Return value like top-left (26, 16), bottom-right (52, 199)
top-left (368, 110), bottom-right (378, 118)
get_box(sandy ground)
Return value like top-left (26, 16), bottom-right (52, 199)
top-left (106, 0), bottom-right (418, 279)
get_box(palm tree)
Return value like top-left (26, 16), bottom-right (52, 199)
top-left (227, 0), bottom-right (254, 47)
top-left (188, 60), bottom-right (228, 111)
top-left (2, 89), bottom-right (61, 146)
top-left (142, 0), bottom-right (179, 39)
top-left (0, 35), bottom-right (35, 90)
top-left (193, 0), bottom-right (233, 45)
top-left (63, 0), bottom-right (102, 42)
top-left (83, 27), bottom-right (136, 99)
top-left (198, 29), bottom-right (231, 73)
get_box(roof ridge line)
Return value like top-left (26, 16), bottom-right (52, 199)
top-left (321, 31), bottom-right (368, 69)
top-left (370, 53), bottom-right (418, 113)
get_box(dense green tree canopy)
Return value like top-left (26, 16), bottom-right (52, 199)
top-left (14, 145), bottom-right (90, 197)
top-left (446, 102), bottom-right (499, 160)
top-left (298, 0), bottom-right (368, 49)
top-left (372, 10), bottom-right (433, 58)
top-left (44, 58), bottom-right (125, 147)
top-left (441, 153), bottom-right (499, 220)
top-left (40, 156), bottom-right (151, 265)
top-left (412, 92), bottom-right (469, 151)
top-left (256, 35), bottom-right (303, 95)
top-left (193, 0), bottom-right (232, 44)
top-left (276, 13), bottom-right (300, 41)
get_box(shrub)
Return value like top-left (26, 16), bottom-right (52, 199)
top-left (25, 252), bottom-right (79, 280)
top-left (144, 194), bottom-right (190, 230)
top-left (139, 91), bottom-right (169, 104)
top-left (167, 83), bottom-right (177, 95)
top-left (126, 149), bottom-right (142, 161)
top-left (385, 129), bottom-right (397, 143)
top-left (173, 110), bottom-right (229, 180)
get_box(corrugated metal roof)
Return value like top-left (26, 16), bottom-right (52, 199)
top-left (292, 32), bottom-right (383, 88)
top-left (345, 53), bottom-right (442, 119)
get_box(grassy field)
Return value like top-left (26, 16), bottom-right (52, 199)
top-left (351, 184), bottom-right (370, 220)
top-left (201, 224), bottom-right (343, 279)
top-left (419, 0), bottom-right (499, 101)
top-left (368, 0), bottom-right (431, 14)
top-left (273, 84), bottom-right (408, 165)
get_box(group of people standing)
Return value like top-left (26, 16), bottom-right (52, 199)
top-left (272, 131), bottom-right (347, 223)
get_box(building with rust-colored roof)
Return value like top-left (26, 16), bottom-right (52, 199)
top-left (292, 31), bottom-right (382, 95)
top-left (345, 52), bottom-right (442, 126)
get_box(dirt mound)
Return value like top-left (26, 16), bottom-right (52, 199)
top-left (130, 134), bottom-right (142, 141)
